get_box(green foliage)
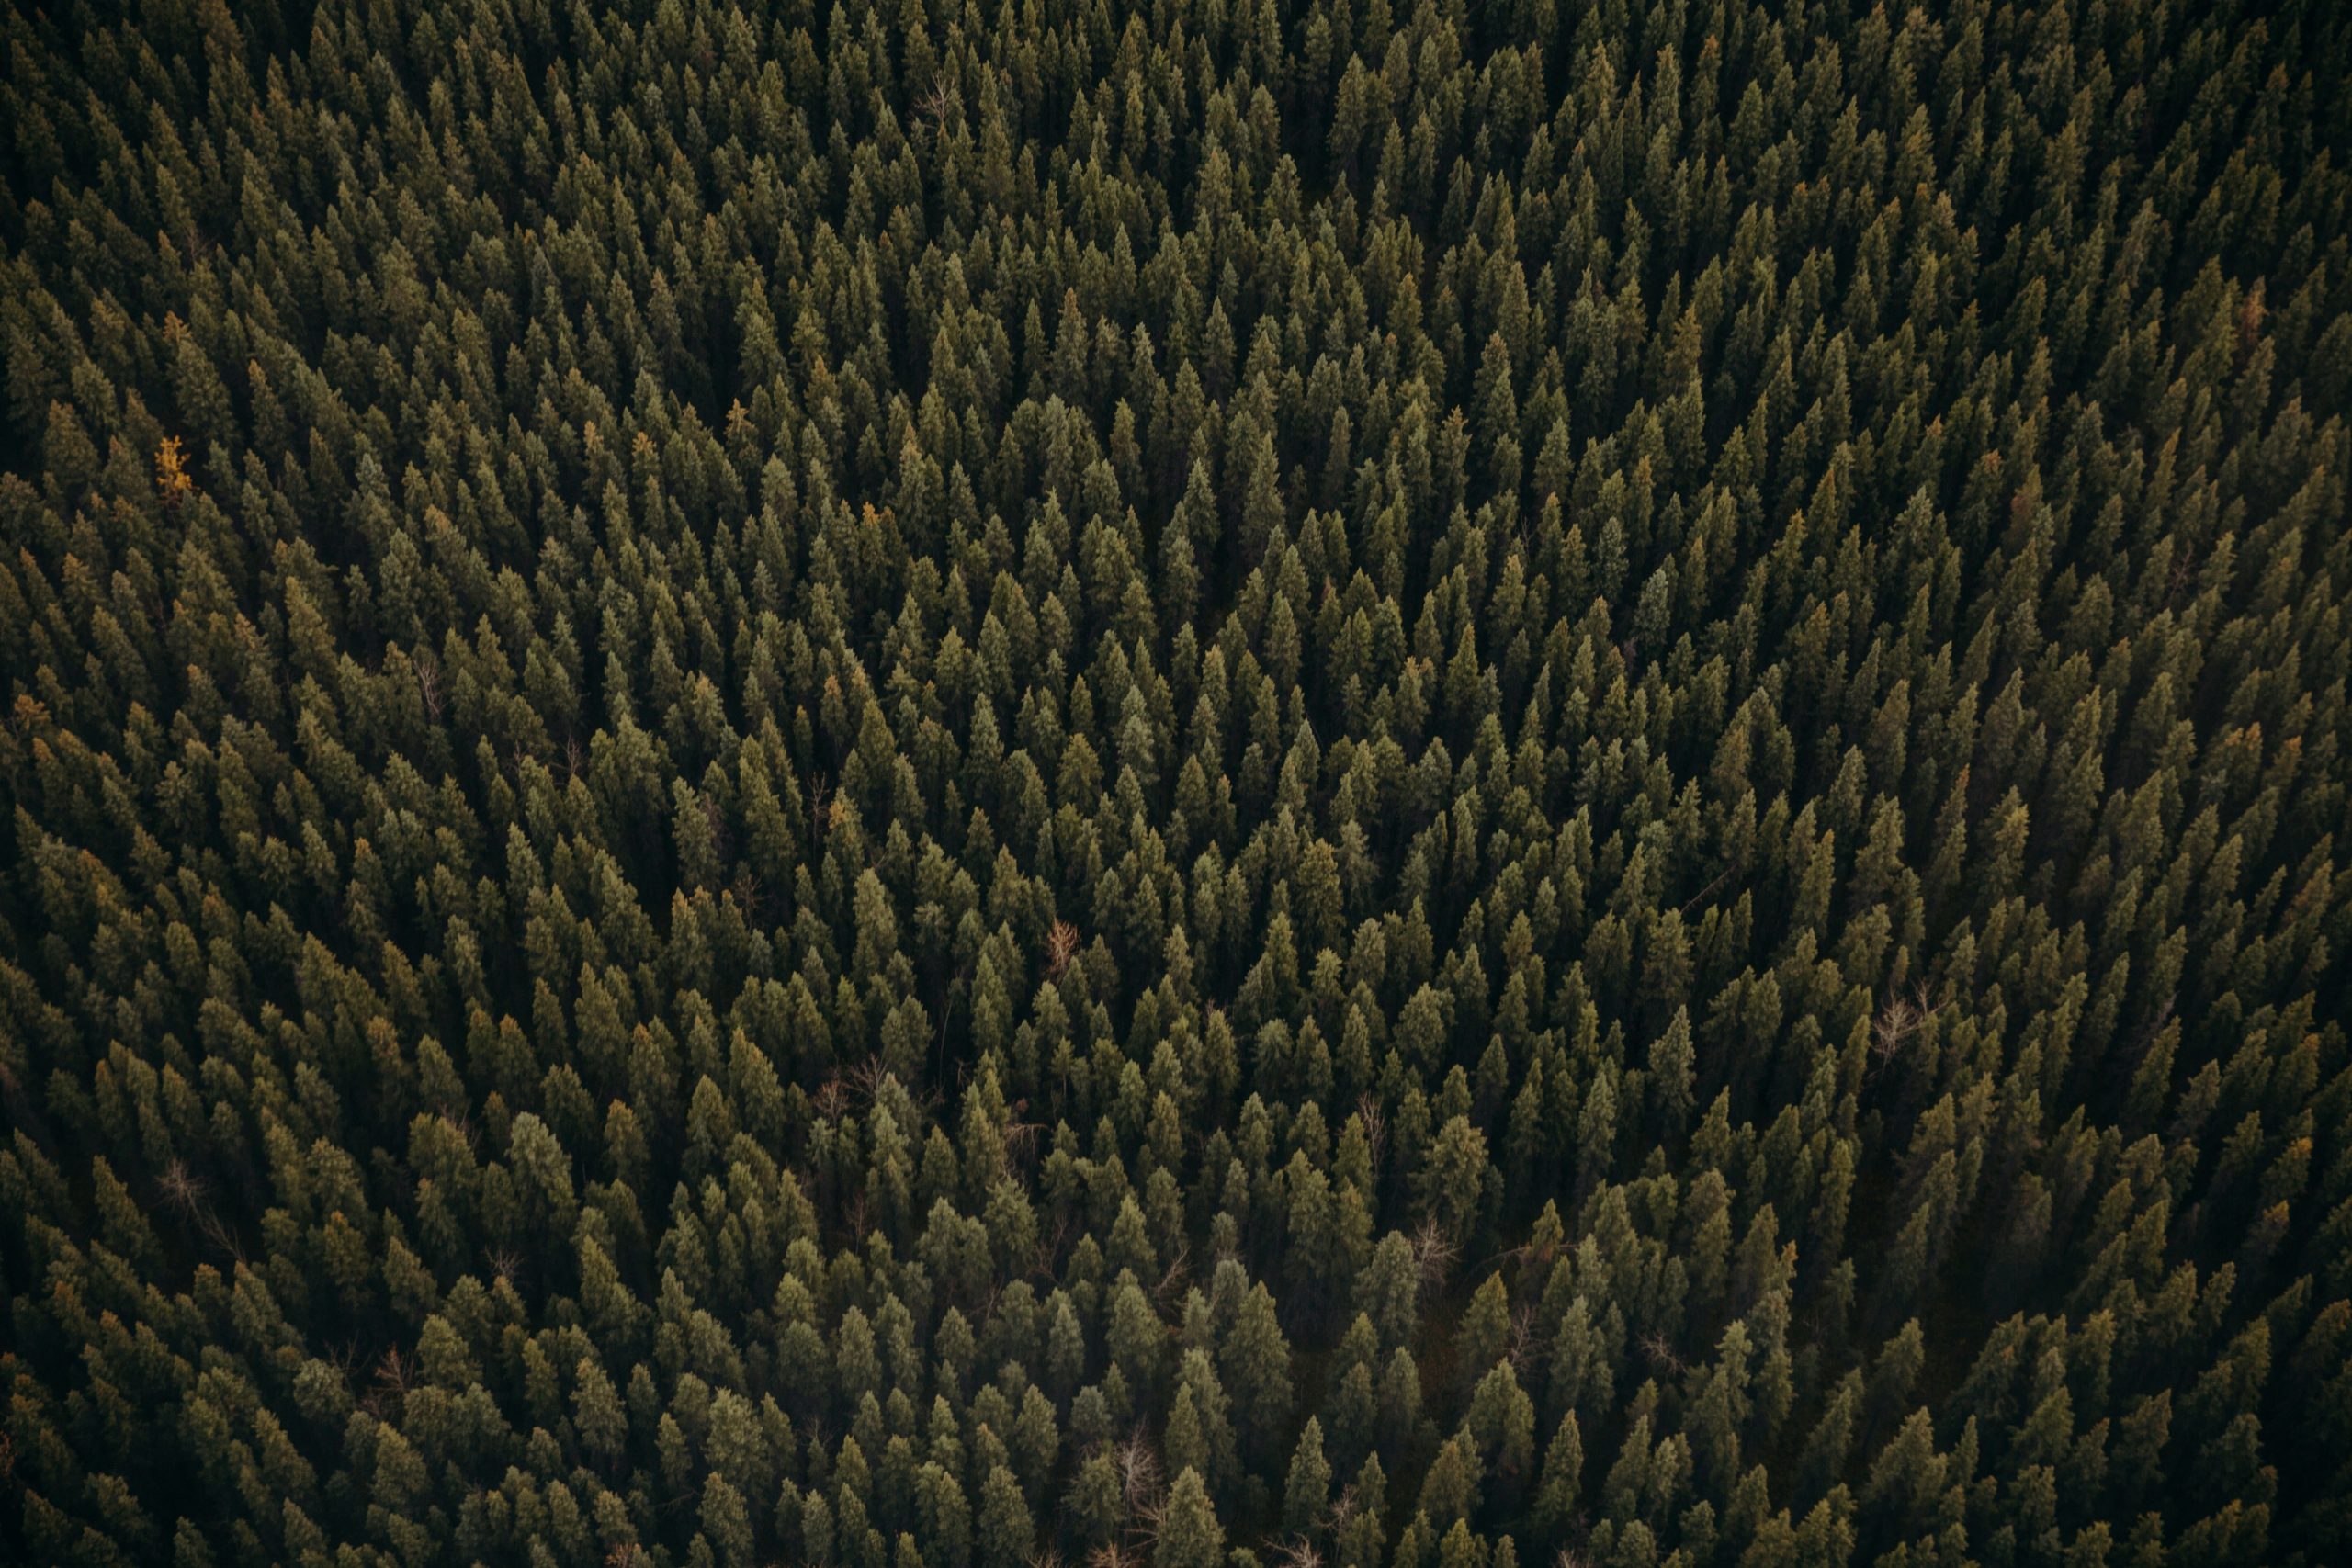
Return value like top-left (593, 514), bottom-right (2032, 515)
top-left (2, 1), bottom-right (2351, 1566)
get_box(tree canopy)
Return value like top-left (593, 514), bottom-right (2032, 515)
top-left (3, 1), bottom-right (2351, 1566)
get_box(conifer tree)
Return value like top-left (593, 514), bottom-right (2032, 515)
top-left (1157, 1468), bottom-right (1225, 1568)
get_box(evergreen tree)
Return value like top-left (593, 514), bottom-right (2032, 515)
top-left (1156, 1468), bottom-right (1225, 1568)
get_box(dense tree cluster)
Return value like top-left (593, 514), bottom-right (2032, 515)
top-left (5, 0), bottom-right (2351, 1564)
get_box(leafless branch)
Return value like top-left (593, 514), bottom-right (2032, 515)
top-left (1871, 980), bottom-right (1949, 1066)
top-left (1411, 1215), bottom-right (1461, 1294)
top-left (365, 1345), bottom-right (413, 1417)
top-left (1507, 1300), bottom-right (1542, 1374)
top-left (487, 1246), bottom-right (526, 1292)
top-left (915, 76), bottom-right (958, 127)
top-left (155, 1158), bottom-right (209, 1217)
top-left (1152, 1241), bottom-right (1193, 1304)
top-left (1046, 919), bottom-right (1081, 980)
top-left (1002, 1111), bottom-right (1048, 1165)
top-left (1116, 1426), bottom-right (1163, 1519)
top-left (414, 649), bottom-right (444, 719)
top-left (730, 866), bottom-right (767, 917)
top-left (1679, 863), bottom-right (1742, 917)
top-left (1270, 1537), bottom-right (1325, 1568)
top-left (1355, 1093), bottom-right (1387, 1172)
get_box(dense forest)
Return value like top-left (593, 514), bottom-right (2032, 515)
top-left (4, 0), bottom-right (2351, 1564)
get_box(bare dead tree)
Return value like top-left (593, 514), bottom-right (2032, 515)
top-left (1871, 980), bottom-right (1947, 1066)
top-left (154, 1157), bottom-right (246, 1259)
top-left (1152, 1241), bottom-right (1193, 1305)
top-left (1046, 919), bottom-right (1081, 979)
top-left (1001, 1106), bottom-right (1048, 1166)
top-left (1033, 1211), bottom-right (1077, 1280)
top-left (914, 76), bottom-right (958, 127)
top-left (1269, 1537), bottom-right (1325, 1568)
top-left (155, 1157), bottom-right (209, 1218)
top-left (729, 865), bottom-right (767, 918)
top-left (1507, 1299), bottom-right (1542, 1375)
top-left (414, 649), bottom-right (445, 719)
top-left (1355, 1092), bottom-right (1388, 1172)
top-left (365, 1345), bottom-right (414, 1418)
top-left (486, 1246), bottom-right (526, 1292)
top-left (844, 1054), bottom-right (892, 1108)
top-left (808, 771), bottom-right (833, 840)
top-left (1115, 1426), bottom-right (1163, 1519)
top-left (1410, 1215), bottom-right (1461, 1295)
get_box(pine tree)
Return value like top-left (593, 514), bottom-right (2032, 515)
top-left (977, 1464), bottom-right (1033, 1568)
top-left (1156, 1468), bottom-right (1225, 1568)
top-left (1221, 1280), bottom-right (1295, 1460)
top-left (1285, 1416), bottom-right (1333, 1535)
